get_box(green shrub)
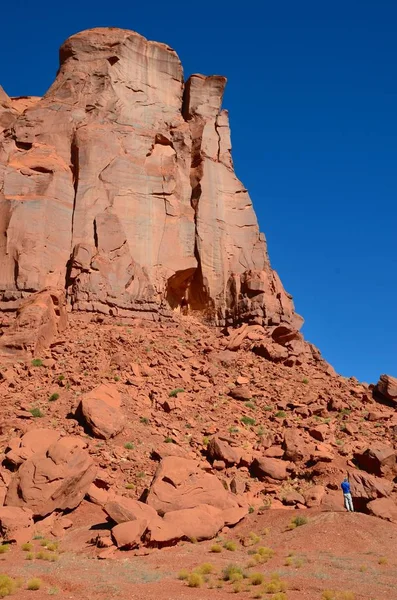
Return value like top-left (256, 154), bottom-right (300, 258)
top-left (21, 542), bottom-right (33, 552)
top-left (25, 552), bottom-right (34, 560)
top-left (0, 575), bottom-right (17, 597)
top-left (125, 483), bottom-right (134, 490)
top-left (48, 393), bottom-right (59, 402)
top-left (249, 573), bottom-right (265, 586)
top-left (275, 411), bottom-right (286, 418)
top-left (169, 388), bottom-right (184, 398)
top-left (223, 564), bottom-right (244, 581)
top-left (124, 442), bottom-right (134, 450)
top-left (241, 416), bottom-right (256, 426)
top-left (30, 408), bottom-right (43, 418)
top-left (302, 378), bottom-right (309, 384)
top-left (224, 540), bottom-right (237, 551)
top-left (187, 573), bottom-right (203, 588)
top-left (27, 578), bottom-right (42, 591)
top-left (0, 545), bottom-right (9, 554)
top-left (31, 359), bottom-right (43, 367)
top-left (139, 417), bottom-right (149, 425)
top-left (245, 402), bottom-right (256, 410)
top-left (178, 569), bottom-right (189, 580)
top-left (195, 563), bottom-right (214, 575)
top-left (290, 515), bottom-right (308, 528)
top-left (164, 437), bottom-right (175, 444)
top-left (210, 544), bottom-right (222, 553)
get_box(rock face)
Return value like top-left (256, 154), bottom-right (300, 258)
top-left (5, 437), bottom-right (97, 517)
top-left (0, 27), bottom-right (299, 328)
top-left (78, 383), bottom-right (125, 439)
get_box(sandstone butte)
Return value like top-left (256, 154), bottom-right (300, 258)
top-left (0, 27), bottom-right (397, 600)
top-left (0, 26), bottom-right (301, 330)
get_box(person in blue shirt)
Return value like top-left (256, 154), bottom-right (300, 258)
top-left (341, 476), bottom-right (354, 512)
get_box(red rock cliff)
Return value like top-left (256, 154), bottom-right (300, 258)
top-left (0, 27), bottom-right (302, 328)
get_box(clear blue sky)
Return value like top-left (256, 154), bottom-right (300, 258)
top-left (1, 1), bottom-right (396, 382)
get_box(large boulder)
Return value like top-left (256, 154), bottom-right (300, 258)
top-left (251, 457), bottom-right (288, 481)
top-left (207, 437), bottom-right (241, 466)
top-left (367, 498), bottom-right (397, 523)
top-left (374, 374), bottom-right (397, 405)
top-left (349, 470), bottom-right (393, 511)
top-left (0, 506), bottom-right (34, 543)
top-left (111, 519), bottom-right (148, 549)
top-left (78, 383), bottom-right (125, 439)
top-left (104, 496), bottom-right (158, 524)
top-left (145, 456), bottom-right (239, 515)
top-left (163, 504), bottom-right (225, 541)
top-left (283, 429), bottom-right (308, 463)
top-left (5, 428), bottom-right (61, 468)
top-left (0, 289), bottom-right (67, 360)
top-left (5, 437), bottom-right (97, 517)
top-left (354, 445), bottom-right (396, 478)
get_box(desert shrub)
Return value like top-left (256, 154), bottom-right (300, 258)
top-left (27, 578), bottom-right (42, 591)
top-left (378, 556), bottom-right (388, 565)
top-left (21, 542), bottom-right (33, 552)
top-left (30, 408), bottom-right (43, 418)
top-left (195, 563), bottom-right (214, 575)
top-left (210, 544), bottom-right (222, 553)
top-left (125, 483), bottom-right (134, 490)
top-left (139, 417), bottom-right (149, 425)
top-left (232, 582), bottom-right (243, 593)
top-left (31, 359), bottom-right (43, 367)
top-left (202, 436), bottom-right (210, 446)
top-left (322, 593), bottom-right (355, 600)
top-left (272, 594), bottom-right (287, 600)
top-left (257, 546), bottom-right (274, 558)
top-left (224, 540), bottom-right (237, 551)
top-left (223, 564), bottom-right (245, 581)
top-left (164, 437), bottom-right (175, 444)
top-left (302, 378), bottom-right (309, 384)
top-left (245, 402), bottom-right (256, 410)
top-left (39, 539), bottom-right (50, 547)
top-left (0, 545), bottom-right (9, 554)
top-left (275, 411), bottom-right (286, 418)
top-left (289, 515), bottom-right (308, 529)
top-left (178, 569), bottom-right (189, 580)
top-left (252, 592), bottom-right (263, 599)
top-left (168, 388), bottom-right (184, 398)
top-left (46, 542), bottom-right (58, 552)
top-left (0, 575), bottom-right (17, 597)
top-left (124, 442), bottom-right (134, 450)
top-left (48, 393), bottom-right (59, 402)
top-left (241, 416), bottom-right (256, 426)
top-left (25, 552), bottom-right (34, 560)
top-left (248, 532), bottom-right (261, 545)
top-left (249, 573), bottom-right (265, 586)
top-left (187, 573), bottom-right (203, 588)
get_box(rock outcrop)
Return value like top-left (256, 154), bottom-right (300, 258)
top-left (0, 27), bottom-right (300, 329)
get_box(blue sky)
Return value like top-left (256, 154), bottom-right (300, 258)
top-left (1, 1), bottom-right (396, 382)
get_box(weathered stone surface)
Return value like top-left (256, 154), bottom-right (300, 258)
top-left (111, 519), bottom-right (148, 549)
top-left (105, 496), bottom-right (158, 524)
top-left (0, 289), bottom-right (67, 360)
top-left (354, 445), bottom-right (396, 478)
top-left (283, 429), bottom-right (307, 462)
top-left (5, 428), bottom-right (61, 468)
top-left (78, 383), bottom-right (124, 439)
top-left (251, 456), bottom-right (288, 481)
top-left (374, 375), bottom-right (397, 406)
top-left (5, 436), bottom-right (97, 517)
top-left (367, 498), bottom-right (397, 523)
top-left (0, 27), bottom-right (299, 329)
top-left (0, 506), bottom-right (33, 543)
top-left (145, 456), bottom-right (238, 515)
top-left (163, 504), bottom-right (224, 541)
top-left (207, 436), bottom-right (241, 465)
top-left (349, 471), bottom-right (393, 502)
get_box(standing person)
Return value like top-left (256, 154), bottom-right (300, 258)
top-left (341, 476), bottom-right (354, 512)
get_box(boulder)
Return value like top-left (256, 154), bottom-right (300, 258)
top-left (78, 383), bottom-right (124, 439)
top-left (145, 456), bottom-right (238, 515)
top-left (5, 428), bottom-right (61, 468)
top-left (111, 519), bottom-right (148, 549)
top-left (367, 498), bottom-right (397, 523)
top-left (0, 506), bottom-right (33, 543)
top-left (5, 436), bottom-right (97, 517)
top-left (283, 429), bottom-right (307, 462)
top-left (207, 437), bottom-right (241, 466)
top-left (163, 504), bottom-right (224, 541)
top-left (105, 496), bottom-right (158, 524)
top-left (374, 374), bottom-right (397, 405)
top-left (251, 457), bottom-right (288, 481)
top-left (144, 517), bottom-right (184, 548)
top-left (303, 485), bottom-right (326, 508)
top-left (228, 386), bottom-right (252, 401)
top-left (0, 289), bottom-right (67, 360)
top-left (354, 445), bottom-right (396, 478)
top-left (349, 471), bottom-right (393, 507)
